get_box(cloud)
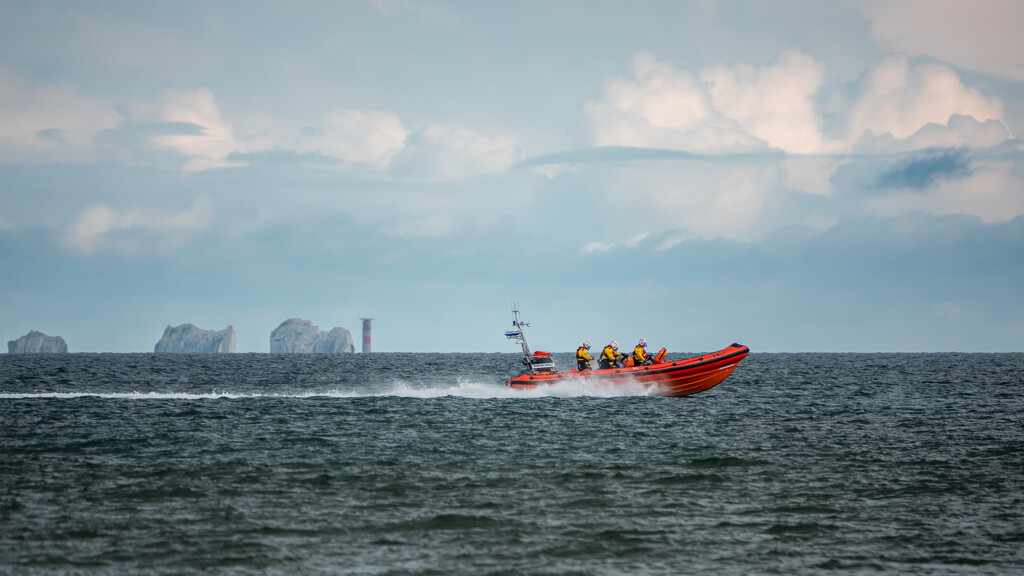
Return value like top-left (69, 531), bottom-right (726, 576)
top-left (392, 125), bottom-right (523, 180)
top-left (0, 65), bottom-right (121, 164)
top-left (848, 56), bottom-right (1007, 144)
top-left (587, 51), bottom-right (1013, 161)
top-left (305, 109), bottom-right (408, 169)
top-left (582, 241), bottom-right (615, 254)
top-left (238, 108), bottom-right (408, 170)
top-left (383, 216), bottom-right (457, 239)
top-left (782, 155), bottom-right (845, 197)
top-left (858, 0), bottom-right (1024, 82)
top-left (34, 129), bottom-right (67, 142)
top-left (224, 149), bottom-right (342, 167)
top-left (853, 114), bottom-right (1012, 155)
top-left (0, 70), bottom-right (412, 173)
top-left (121, 88), bottom-right (241, 171)
top-left (563, 158), bottom-right (802, 245)
top-left (882, 157), bottom-right (1024, 223)
top-left (0, 73), bottom-right (240, 170)
top-left (585, 51), bottom-right (839, 155)
top-left (585, 52), bottom-right (765, 154)
top-left (873, 148), bottom-right (972, 190)
top-left (834, 146), bottom-right (1024, 223)
top-left (571, 50), bottom-right (1018, 244)
top-left (110, 97), bottom-right (412, 172)
top-left (213, 113), bottom-right (522, 180)
top-left (62, 196), bottom-right (215, 255)
top-left (700, 51), bottom-right (843, 154)
top-left (95, 121), bottom-right (216, 169)
top-left (517, 146), bottom-right (710, 168)
top-left (240, 116), bottom-right (521, 180)
top-left (857, 176), bottom-right (1023, 224)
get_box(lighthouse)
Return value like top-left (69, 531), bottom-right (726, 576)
top-left (361, 318), bottom-right (373, 353)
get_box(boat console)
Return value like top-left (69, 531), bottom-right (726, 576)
top-left (524, 352), bottom-right (557, 375)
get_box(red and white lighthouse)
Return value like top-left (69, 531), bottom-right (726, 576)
top-left (361, 318), bottom-right (373, 353)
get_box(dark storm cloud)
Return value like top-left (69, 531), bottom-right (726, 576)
top-left (873, 148), bottom-right (972, 190)
top-left (34, 128), bottom-right (66, 142)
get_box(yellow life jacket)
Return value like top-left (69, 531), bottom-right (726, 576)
top-left (601, 345), bottom-right (617, 363)
top-left (633, 345), bottom-right (648, 364)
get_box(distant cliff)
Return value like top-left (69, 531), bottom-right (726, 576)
top-left (270, 319), bottom-right (354, 353)
top-left (7, 331), bottom-right (68, 353)
top-left (154, 324), bottom-right (236, 353)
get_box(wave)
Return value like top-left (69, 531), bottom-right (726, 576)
top-left (0, 376), bottom-right (662, 400)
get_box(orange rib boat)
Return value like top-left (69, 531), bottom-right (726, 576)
top-left (503, 306), bottom-right (749, 397)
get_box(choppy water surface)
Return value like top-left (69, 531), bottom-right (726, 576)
top-left (2, 352), bottom-right (1022, 575)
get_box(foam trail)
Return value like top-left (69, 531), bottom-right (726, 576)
top-left (359, 374), bottom-right (662, 399)
top-left (358, 378), bottom-right (523, 399)
top-left (513, 376), bottom-right (663, 398)
top-left (0, 391), bottom-right (316, 400)
top-left (0, 376), bottom-right (662, 400)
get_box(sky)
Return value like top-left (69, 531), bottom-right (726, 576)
top-left (1, 0), bottom-right (1023, 353)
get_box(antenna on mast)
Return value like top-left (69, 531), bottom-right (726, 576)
top-left (504, 303), bottom-right (557, 375)
top-left (505, 302), bottom-right (531, 357)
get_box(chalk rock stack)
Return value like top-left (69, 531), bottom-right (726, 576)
top-left (154, 324), bottom-right (236, 353)
top-left (270, 319), bottom-right (354, 353)
top-left (7, 330), bottom-right (68, 353)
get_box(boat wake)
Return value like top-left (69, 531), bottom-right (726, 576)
top-left (0, 377), bottom-right (662, 400)
top-left (370, 376), bottom-right (662, 398)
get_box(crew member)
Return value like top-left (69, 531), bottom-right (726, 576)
top-left (576, 341), bottom-right (593, 371)
top-left (599, 341), bottom-right (621, 369)
top-left (633, 338), bottom-right (651, 366)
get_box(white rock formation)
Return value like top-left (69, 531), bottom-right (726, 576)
top-left (7, 330), bottom-right (68, 353)
top-left (270, 319), bottom-right (354, 353)
top-left (154, 324), bottom-right (236, 353)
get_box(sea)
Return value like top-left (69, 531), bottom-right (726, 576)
top-left (1, 351), bottom-right (1022, 575)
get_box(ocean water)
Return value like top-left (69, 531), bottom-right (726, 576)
top-left (1, 351), bottom-right (1022, 575)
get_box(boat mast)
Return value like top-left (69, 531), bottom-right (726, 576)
top-left (506, 303), bottom-right (532, 358)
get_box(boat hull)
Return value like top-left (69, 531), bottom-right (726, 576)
top-left (506, 343), bottom-right (750, 396)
